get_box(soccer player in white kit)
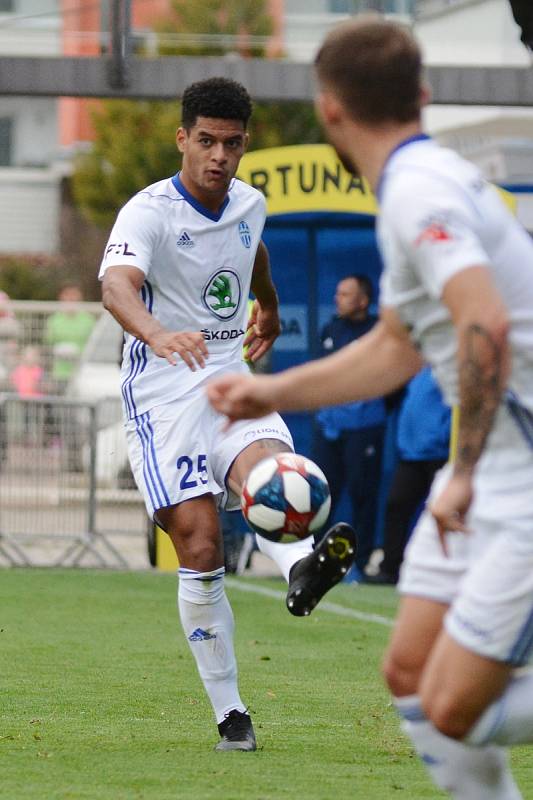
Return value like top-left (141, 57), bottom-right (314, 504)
top-left (207, 19), bottom-right (533, 797)
top-left (99, 77), bottom-right (356, 752)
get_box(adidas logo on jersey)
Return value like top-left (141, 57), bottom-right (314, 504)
top-left (176, 230), bottom-right (195, 247)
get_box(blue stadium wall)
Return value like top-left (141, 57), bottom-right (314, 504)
top-left (264, 212), bottom-right (382, 455)
top-left (238, 145), bottom-right (387, 533)
top-left (264, 214), bottom-right (391, 535)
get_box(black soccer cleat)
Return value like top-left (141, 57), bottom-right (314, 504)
top-left (286, 522), bottom-right (357, 617)
top-left (215, 709), bottom-right (257, 752)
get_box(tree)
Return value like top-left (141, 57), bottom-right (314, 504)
top-left (0, 255), bottom-right (65, 300)
top-left (72, 101), bottom-right (180, 227)
top-left (72, 0), bottom-right (323, 227)
top-left (156, 0), bottom-right (273, 57)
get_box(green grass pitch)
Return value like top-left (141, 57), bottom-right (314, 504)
top-left (1, 569), bottom-right (532, 800)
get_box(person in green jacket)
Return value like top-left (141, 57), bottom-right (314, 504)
top-left (45, 284), bottom-right (95, 387)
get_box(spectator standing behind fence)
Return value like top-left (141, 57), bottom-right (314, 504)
top-left (10, 345), bottom-right (45, 443)
top-left (0, 290), bottom-right (19, 469)
top-left (43, 285), bottom-right (94, 470)
top-left (44, 284), bottom-right (95, 391)
top-left (311, 275), bottom-right (386, 574)
top-left (10, 345), bottom-right (44, 399)
top-left (0, 290), bottom-right (19, 390)
top-left (365, 366), bottom-right (451, 585)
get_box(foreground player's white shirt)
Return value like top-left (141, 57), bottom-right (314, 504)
top-left (377, 135), bottom-right (533, 415)
top-left (99, 174), bottom-right (266, 419)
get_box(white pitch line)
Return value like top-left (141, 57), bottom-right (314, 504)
top-left (225, 577), bottom-right (394, 627)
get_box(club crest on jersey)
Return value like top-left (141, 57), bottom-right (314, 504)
top-left (202, 269), bottom-right (242, 321)
top-left (238, 220), bottom-right (252, 249)
top-left (176, 230), bottom-right (195, 248)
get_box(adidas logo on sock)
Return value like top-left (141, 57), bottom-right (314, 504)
top-left (176, 230), bottom-right (195, 247)
top-left (188, 627), bottom-right (216, 642)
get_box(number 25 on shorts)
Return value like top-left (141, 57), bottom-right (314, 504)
top-left (176, 454), bottom-right (208, 489)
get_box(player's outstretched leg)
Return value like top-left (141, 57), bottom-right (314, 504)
top-left (286, 522), bottom-right (357, 616)
top-left (215, 709), bottom-right (257, 752)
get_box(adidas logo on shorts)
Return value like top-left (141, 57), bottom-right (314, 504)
top-left (176, 230), bottom-right (195, 247)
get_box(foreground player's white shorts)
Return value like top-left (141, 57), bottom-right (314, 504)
top-left (124, 381), bottom-right (293, 519)
top-left (399, 406), bottom-right (533, 666)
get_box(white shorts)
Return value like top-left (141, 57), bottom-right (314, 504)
top-left (125, 381), bottom-right (293, 519)
top-left (399, 405), bottom-right (533, 666)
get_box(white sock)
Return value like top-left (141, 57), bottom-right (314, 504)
top-left (178, 567), bottom-right (246, 724)
top-left (255, 534), bottom-right (313, 582)
top-left (395, 695), bottom-right (522, 799)
top-left (465, 669), bottom-right (533, 747)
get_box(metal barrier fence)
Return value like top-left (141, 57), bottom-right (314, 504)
top-left (1, 299), bottom-right (104, 392)
top-left (0, 393), bottom-right (150, 569)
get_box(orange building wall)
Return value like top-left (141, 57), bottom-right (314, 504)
top-left (59, 0), bottom-right (99, 147)
top-left (267, 0), bottom-right (284, 57)
top-left (133, 0), bottom-right (171, 27)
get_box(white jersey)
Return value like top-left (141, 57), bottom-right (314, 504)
top-left (377, 135), bottom-right (533, 415)
top-left (99, 174), bottom-right (266, 419)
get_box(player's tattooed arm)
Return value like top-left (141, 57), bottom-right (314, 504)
top-left (442, 265), bottom-right (510, 477)
top-left (429, 266), bottom-right (510, 545)
top-left (455, 323), bottom-right (504, 475)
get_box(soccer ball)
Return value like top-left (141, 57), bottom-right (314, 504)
top-left (241, 453), bottom-right (331, 543)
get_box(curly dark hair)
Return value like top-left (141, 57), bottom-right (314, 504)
top-left (181, 77), bottom-right (253, 130)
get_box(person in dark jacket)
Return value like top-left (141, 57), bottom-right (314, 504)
top-left (311, 274), bottom-right (386, 572)
top-left (366, 366), bottom-right (451, 585)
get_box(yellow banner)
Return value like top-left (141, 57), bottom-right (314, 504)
top-left (238, 144), bottom-right (377, 217)
top-left (238, 143), bottom-right (516, 217)
top-left (498, 186), bottom-right (517, 213)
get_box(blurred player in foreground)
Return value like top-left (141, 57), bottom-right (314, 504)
top-left (208, 17), bottom-right (533, 797)
top-left (99, 77), bottom-right (356, 753)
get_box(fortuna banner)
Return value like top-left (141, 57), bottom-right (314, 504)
top-left (238, 143), bottom-right (516, 216)
top-left (238, 144), bottom-right (377, 217)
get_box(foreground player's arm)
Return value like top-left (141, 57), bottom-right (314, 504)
top-left (244, 240), bottom-right (281, 362)
top-left (102, 265), bottom-right (208, 370)
top-left (207, 308), bottom-right (423, 420)
top-left (429, 266), bottom-right (510, 542)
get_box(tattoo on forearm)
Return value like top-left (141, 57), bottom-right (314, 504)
top-left (456, 324), bottom-right (502, 474)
